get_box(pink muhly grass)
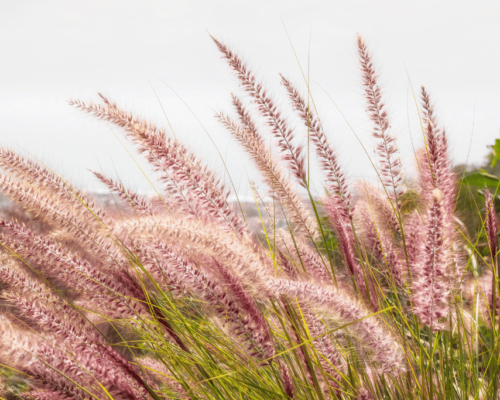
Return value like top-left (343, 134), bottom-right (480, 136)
top-left (356, 204), bottom-right (406, 288)
top-left (155, 243), bottom-right (274, 360)
top-left (69, 94), bottom-right (245, 237)
top-left (356, 34), bottom-right (403, 206)
top-left (0, 174), bottom-right (101, 236)
top-left (485, 187), bottom-right (498, 264)
top-left (283, 238), bottom-right (331, 283)
top-left (0, 260), bottom-right (151, 396)
top-left (0, 147), bottom-right (108, 225)
top-left (324, 195), bottom-right (378, 310)
top-left (0, 33), bottom-right (480, 398)
top-left (280, 362), bottom-right (294, 399)
top-left (217, 95), bottom-right (318, 240)
top-left (2, 294), bottom-right (149, 397)
top-left (91, 170), bottom-right (157, 216)
top-left (19, 391), bottom-right (75, 400)
top-left (404, 211), bottom-right (424, 270)
top-left (211, 259), bottom-right (275, 360)
top-left (115, 216), bottom-right (273, 295)
top-left (0, 174), bottom-right (124, 272)
top-left (418, 86), bottom-right (455, 214)
top-left (0, 220), bottom-right (146, 320)
top-left (137, 357), bottom-right (188, 398)
top-left (368, 191), bottom-right (402, 239)
top-left (276, 249), bottom-right (299, 280)
top-left (485, 187), bottom-right (499, 324)
top-left (477, 270), bottom-right (500, 326)
top-left (276, 233), bottom-right (332, 282)
top-left (280, 75), bottom-right (352, 214)
top-left (357, 387), bottom-right (374, 400)
top-left (0, 316), bottom-right (99, 398)
top-left (302, 306), bottom-right (345, 395)
top-left (267, 278), bottom-right (405, 375)
top-left (144, 241), bottom-right (275, 361)
top-left (418, 87), bottom-right (464, 291)
top-left (211, 36), bottom-right (307, 188)
top-left (412, 189), bottom-right (450, 330)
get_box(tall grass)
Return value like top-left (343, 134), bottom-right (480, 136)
top-left (0, 34), bottom-right (497, 399)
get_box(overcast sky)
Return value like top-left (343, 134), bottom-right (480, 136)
top-left (0, 0), bottom-right (498, 197)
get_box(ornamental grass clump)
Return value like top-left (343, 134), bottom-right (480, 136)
top-left (0, 34), bottom-right (497, 399)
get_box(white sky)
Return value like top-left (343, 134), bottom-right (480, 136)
top-left (0, 0), bottom-right (498, 198)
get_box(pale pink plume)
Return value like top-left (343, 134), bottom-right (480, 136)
top-left (484, 187), bottom-right (498, 262)
top-left (211, 36), bottom-right (307, 188)
top-left (484, 188), bottom-right (499, 324)
top-left (280, 362), bottom-right (294, 399)
top-left (217, 95), bottom-right (319, 240)
top-left (357, 34), bottom-right (403, 206)
top-left (91, 170), bottom-right (157, 216)
top-left (412, 189), bottom-right (450, 330)
top-left (116, 216), bottom-right (273, 296)
top-left (280, 75), bottom-right (352, 215)
top-left (144, 241), bottom-right (274, 360)
top-left (268, 279), bottom-right (405, 375)
top-left (355, 203), bottom-right (406, 288)
top-left (324, 195), bottom-right (378, 310)
top-left (278, 235), bottom-right (332, 282)
top-left (137, 357), bottom-right (188, 398)
top-left (0, 147), bottom-right (109, 225)
top-left (418, 86), bottom-right (456, 218)
top-left (70, 94), bottom-right (246, 237)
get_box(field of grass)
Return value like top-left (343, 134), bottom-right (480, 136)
top-left (0, 34), bottom-right (498, 399)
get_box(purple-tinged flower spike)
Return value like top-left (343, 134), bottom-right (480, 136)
top-left (217, 95), bottom-right (319, 240)
top-left (0, 174), bottom-right (98, 236)
top-left (357, 387), bottom-right (374, 400)
top-left (78, 96), bottom-right (206, 222)
top-left (1, 279), bottom-right (148, 387)
top-left (357, 34), bottom-right (403, 206)
top-left (0, 316), bottom-right (98, 398)
top-left (484, 187), bottom-right (498, 263)
top-left (324, 196), bottom-right (358, 274)
top-left (303, 305), bottom-right (345, 395)
top-left (137, 357), bottom-right (188, 398)
top-left (356, 204), bottom-right (406, 288)
top-left (0, 147), bottom-right (109, 225)
top-left (324, 195), bottom-right (378, 310)
top-left (0, 174), bottom-right (126, 275)
top-left (0, 220), bottom-right (146, 319)
top-left (404, 211), bottom-right (424, 271)
top-left (0, 259), bottom-right (151, 397)
top-left (475, 270), bottom-right (500, 326)
top-left (211, 37), bottom-right (307, 188)
top-left (280, 362), bottom-right (294, 399)
top-left (91, 170), bottom-right (157, 216)
top-left (419, 87), bottom-right (456, 216)
top-left (211, 259), bottom-right (275, 359)
top-left (117, 216), bottom-right (273, 296)
top-left (147, 242), bottom-right (275, 361)
top-left (485, 187), bottom-right (499, 324)
top-left (280, 236), bottom-right (331, 283)
top-left (276, 249), bottom-right (299, 279)
top-left (412, 189), bottom-right (450, 330)
top-left (20, 391), bottom-right (74, 400)
top-left (370, 191), bottom-right (402, 239)
top-left (70, 95), bottom-right (246, 237)
top-left (280, 75), bottom-right (352, 214)
top-left (3, 293), bottom-right (150, 398)
top-left (268, 279), bottom-right (405, 375)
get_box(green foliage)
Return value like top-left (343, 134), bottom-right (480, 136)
top-left (488, 139), bottom-right (500, 167)
top-left (461, 172), bottom-right (500, 188)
